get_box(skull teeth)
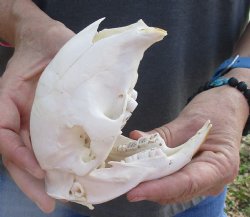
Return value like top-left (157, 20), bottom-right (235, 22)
top-left (123, 111), bottom-right (132, 123)
top-left (124, 148), bottom-right (162, 163)
top-left (130, 89), bottom-right (138, 100)
top-left (117, 141), bottom-right (138, 152)
top-left (121, 111), bottom-right (132, 129)
top-left (126, 97), bottom-right (138, 113)
top-left (116, 133), bottom-right (164, 153)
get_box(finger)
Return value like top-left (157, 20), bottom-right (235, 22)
top-left (20, 128), bottom-right (32, 150)
top-left (127, 170), bottom-right (194, 203)
top-left (3, 158), bottom-right (55, 213)
top-left (201, 184), bottom-right (226, 196)
top-left (127, 154), bottom-right (224, 203)
top-left (130, 117), bottom-right (207, 148)
top-left (0, 128), bottom-right (44, 179)
top-left (129, 130), bottom-right (148, 140)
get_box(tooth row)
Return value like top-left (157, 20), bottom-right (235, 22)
top-left (116, 133), bottom-right (165, 152)
top-left (126, 97), bottom-right (138, 113)
top-left (121, 90), bottom-right (138, 129)
top-left (130, 89), bottom-right (138, 100)
top-left (124, 111), bottom-right (132, 122)
top-left (117, 141), bottom-right (138, 152)
top-left (121, 111), bottom-right (132, 129)
top-left (124, 148), bottom-right (161, 163)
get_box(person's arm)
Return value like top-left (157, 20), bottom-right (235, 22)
top-left (0, 0), bottom-right (58, 45)
top-left (127, 21), bottom-right (250, 204)
top-left (0, 0), bottom-right (22, 44)
top-left (0, 0), bottom-right (74, 212)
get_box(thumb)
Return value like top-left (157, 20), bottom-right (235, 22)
top-left (129, 117), bottom-right (206, 148)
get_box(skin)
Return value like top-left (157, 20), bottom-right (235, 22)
top-left (0, 0), bottom-right (74, 212)
top-left (128, 70), bottom-right (249, 203)
top-left (127, 24), bottom-right (250, 203)
top-left (0, 0), bottom-right (249, 213)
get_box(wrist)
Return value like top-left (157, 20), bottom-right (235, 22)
top-left (224, 68), bottom-right (250, 84)
top-left (12, 0), bottom-right (56, 47)
top-left (223, 68), bottom-right (250, 114)
top-left (215, 84), bottom-right (249, 119)
top-left (188, 86), bottom-right (249, 138)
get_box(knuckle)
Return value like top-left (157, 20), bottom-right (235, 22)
top-left (219, 151), bottom-right (240, 184)
top-left (209, 187), bottom-right (224, 196)
top-left (154, 125), bottom-right (172, 146)
top-left (185, 176), bottom-right (200, 196)
top-left (225, 161), bottom-right (239, 183)
top-left (178, 173), bottom-right (200, 199)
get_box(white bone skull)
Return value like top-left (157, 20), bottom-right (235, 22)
top-left (30, 18), bottom-right (212, 209)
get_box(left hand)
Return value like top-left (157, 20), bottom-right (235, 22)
top-left (0, 20), bottom-right (74, 212)
top-left (127, 83), bottom-right (248, 204)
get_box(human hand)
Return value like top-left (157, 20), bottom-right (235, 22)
top-left (127, 81), bottom-right (249, 204)
top-left (0, 20), bottom-right (74, 212)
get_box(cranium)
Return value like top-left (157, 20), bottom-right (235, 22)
top-left (30, 18), bottom-right (212, 209)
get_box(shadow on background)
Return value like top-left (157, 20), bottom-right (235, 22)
top-left (0, 46), bottom-right (14, 76)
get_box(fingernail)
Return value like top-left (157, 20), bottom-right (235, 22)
top-left (25, 167), bottom-right (44, 179)
top-left (137, 131), bottom-right (148, 137)
top-left (36, 202), bottom-right (46, 212)
top-left (128, 197), bottom-right (145, 202)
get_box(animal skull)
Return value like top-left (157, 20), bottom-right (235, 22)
top-left (30, 18), bottom-right (212, 209)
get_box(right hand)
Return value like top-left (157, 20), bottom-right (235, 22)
top-left (0, 20), bottom-right (74, 213)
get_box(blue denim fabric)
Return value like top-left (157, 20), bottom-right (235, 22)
top-left (174, 188), bottom-right (227, 217)
top-left (1, 159), bottom-right (227, 217)
top-left (0, 161), bottom-right (87, 217)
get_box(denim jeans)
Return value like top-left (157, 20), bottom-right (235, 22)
top-left (0, 161), bottom-right (86, 217)
top-left (0, 160), bottom-right (227, 217)
top-left (174, 188), bottom-right (227, 217)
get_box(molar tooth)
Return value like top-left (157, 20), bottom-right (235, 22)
top-left (117, 145), bottom-right (124, 152)
top-left (127, 141), bottom-right (138, 150)
top-left (125, 112), bottom-right (132, 121)
top-left (138, 137), bottom-right (149, 147)
top-left (122, 145), bottom-right (127, 151)
top-left (149, 133), bottom-right (158, 139)
top-left (149, 134), bottom-right (159, 142)
top-left (123, 111), bottom-right (132, 123)
top-left (116, 141), bottom-right (139, 153)
top-left (126, 97), bottom-right (138, 113)
top-left (130, 89), bottom-right (138, 100)
top-left (121, 112), bottom-right (132, 130)
top-left (120, 122), bottom-right (126, 130)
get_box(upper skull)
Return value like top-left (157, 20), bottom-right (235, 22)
top-left (30, 18), bottom-right (167, 177)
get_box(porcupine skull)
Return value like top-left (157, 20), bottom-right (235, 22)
top-left (30, 18), bottom-right (212, 209)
